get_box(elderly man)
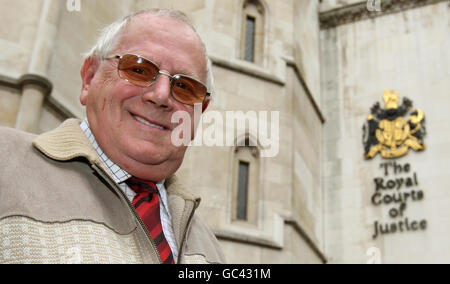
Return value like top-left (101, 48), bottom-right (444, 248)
top-left (0, 9), bottom-right (225, 264)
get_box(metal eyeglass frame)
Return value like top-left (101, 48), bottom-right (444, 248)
top-left (102, 54), bottom-right (211, 105)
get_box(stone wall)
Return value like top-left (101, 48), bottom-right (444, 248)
top-left (321, 1), bottom-right (450, 263)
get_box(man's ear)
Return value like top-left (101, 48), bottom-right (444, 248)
top-left (202, 97), bottom-right (211, 113)
top-left (80, 56), bottom-right (100, 106)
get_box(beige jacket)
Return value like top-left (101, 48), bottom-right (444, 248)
top-left (0, 119), bottom-right (225, 264)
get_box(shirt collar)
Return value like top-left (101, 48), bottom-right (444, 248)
top-left (80, 119), bottom-right (166, 187)
top-left (80, 118), bottom-right (132, 184)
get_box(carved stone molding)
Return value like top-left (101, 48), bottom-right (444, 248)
top-left (320, 0), bottom-right (449, 29)
top-left (0, 73), bottom-right (74, 126)
top-left (0, 73), bottom-right (52, 96)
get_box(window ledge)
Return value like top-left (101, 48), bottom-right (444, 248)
top-left (209, 55), bottom-right (285, 86)
top-left (214, 229), bottom-right (283, 250)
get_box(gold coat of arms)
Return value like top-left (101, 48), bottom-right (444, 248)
top-left (363, 90), bottom-right (426, 159)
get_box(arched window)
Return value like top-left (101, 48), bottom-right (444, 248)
top-left (240, 0), bottom-right (265, 65)
top-left (232, 137), bottom-right (260, 224)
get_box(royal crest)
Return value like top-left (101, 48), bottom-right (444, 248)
top-left (363, 90), bottom-right (426, 159)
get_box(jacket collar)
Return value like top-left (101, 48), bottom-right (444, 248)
top-left (33, 119), bottom-right (99, 163)
top-left (32, 119), bottom-right (200, 204)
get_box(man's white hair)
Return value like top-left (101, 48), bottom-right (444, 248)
top-left (86, 8), bottom-right (215, 99)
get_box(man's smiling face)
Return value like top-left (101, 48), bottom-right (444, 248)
top-left (80, 14), bottom-right (208, 181)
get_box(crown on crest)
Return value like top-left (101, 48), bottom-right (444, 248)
top-left (383, 90), bottom-right (399, 110)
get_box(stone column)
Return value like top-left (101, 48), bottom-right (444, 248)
top-left (14, 74), bottom-right (52, 133)
top-left (28, 0), bottom-right (63, 75)
top-left (14, 0), bottom-right (63, 133)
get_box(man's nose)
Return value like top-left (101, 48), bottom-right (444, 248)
top-left (141, 73), bottom-right (173, 109)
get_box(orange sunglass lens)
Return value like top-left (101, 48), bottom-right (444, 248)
top-left (172, 76), bottom-right (207, 104)
top-left (117, 55), bottom-right (159, 87)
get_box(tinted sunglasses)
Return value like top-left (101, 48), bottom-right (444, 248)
top-left (103, 54), bottom-right (210, 105)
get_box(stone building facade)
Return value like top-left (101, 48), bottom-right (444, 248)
top-left (0, 0), bottom-right (449, 263)
top-left (321, 0), bottom-right (450, 264)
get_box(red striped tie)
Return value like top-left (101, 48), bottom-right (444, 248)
top-left (126, 177), bottom-right (174, 264)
